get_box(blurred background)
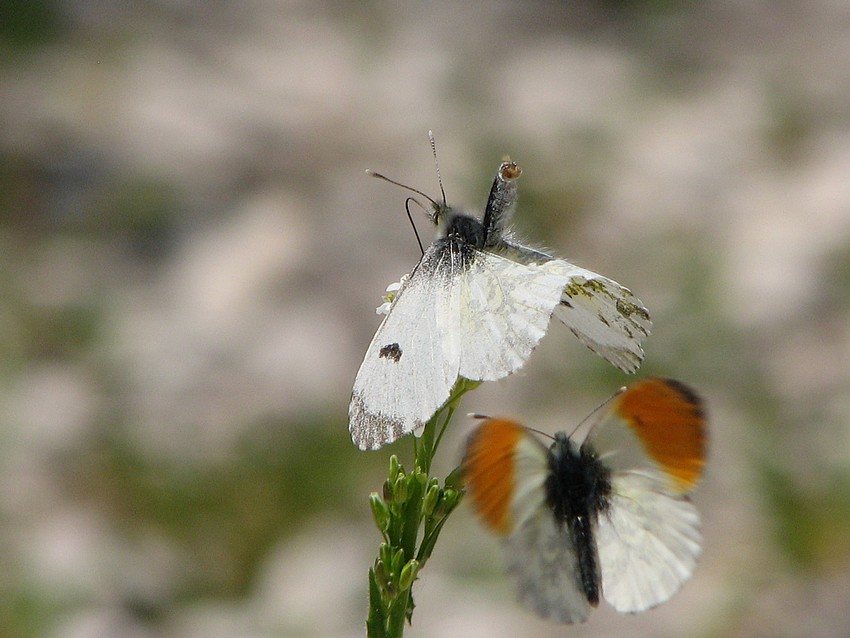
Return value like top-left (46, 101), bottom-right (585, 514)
top-left (2, 1), bottom-right (850, 636)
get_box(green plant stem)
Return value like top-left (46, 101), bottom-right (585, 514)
top-left (365, 379), bottom-right (476, 637)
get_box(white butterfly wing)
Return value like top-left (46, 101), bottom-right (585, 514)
top-left (351, 244), bottom-right (571, 449)
top-left (504, 510), bottom-right (593, 624)
top-left (456, 251), bottom-right (570, 381)
top-left (508, 434), bottom-right (552, 531)
top-left (496, 242), bottom-right (651, 373)
top-left (349, 247), bottom-right (459, 450)
top-left (596, 470), bottom-right (702, 613)
top-left (548, 261), bottom-right (652, 373)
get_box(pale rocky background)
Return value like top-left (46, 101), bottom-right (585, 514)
top-left (1, 2), bottom-right (849, 637)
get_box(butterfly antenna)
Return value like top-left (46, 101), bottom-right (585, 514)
top-left (467, 413), bottom-right (556, 441)
top-left (366, 169), bottom-right (439, 208)
top-left (525, 425), bottom-right (555, 441)
top-left (366, 169), bottom-right (437, 255)
top-left (428, 130), bottom-right (448, 207)
top-left (404, 197), bottom-right (426, 255)
top-left (568, 386), bottom-right (628, 440)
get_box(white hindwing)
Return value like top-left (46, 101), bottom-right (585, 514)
top-left (596, 470), bottom-right (702, 613)
top-left (497, 242), bottom-right (651, 373)
top-left (504, 509), bottom-right (592, 624)
top-left (455, 251), bottom-right (570, 381)
top-left (501, 435), bottom-right (590, 624)
top-left (546, 260), bottom-right (651, 373)
top-left (349, 246), bottom-right (458, 450)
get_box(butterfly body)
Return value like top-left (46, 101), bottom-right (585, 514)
top-left (545, 433), bottom-right (611, 607)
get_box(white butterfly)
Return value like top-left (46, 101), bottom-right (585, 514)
top-left (463, 378), bottom-right (706, 623)
top-left (350, 155), bottom-right (651, 450)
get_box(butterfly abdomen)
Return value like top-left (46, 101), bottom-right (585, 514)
top-left (545, 434), bottom-right (612, 606)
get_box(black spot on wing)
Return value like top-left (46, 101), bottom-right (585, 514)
top-left (379, 343), bottom-right (403, 362)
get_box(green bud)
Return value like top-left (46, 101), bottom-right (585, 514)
top-left (414, 469), bottom-right (428, 487)
top-left (393, 474), bottom-right (409, 503)
top-left (369, 492), bottom-right (390, 533)
top-left (422, 483), bottom-right (441, 518)
top-left (389, 454), bottom-right (400, 481)
top-left (391, 546), bottom-right (406, 574)
top-left (434, 487), bottom-right (462, 518)
top-left (399, 559), bottom-right (420, 591)
top-left (443, 487), bottom-right (460, 506)
top-left (375, 559), bottom-right (391, 592)
top-left (379, 542), bottom-right (394, 568)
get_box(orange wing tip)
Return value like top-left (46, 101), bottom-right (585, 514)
top-left (615, 378), bottom-right (707, 493)
top-left (463, 419), bottom-right (526, 536)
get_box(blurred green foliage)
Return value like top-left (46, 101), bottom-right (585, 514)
top-left (70, 415), bottom-right (373, 600)
top-left (0, 586), bottom-right (59, 638)
top-left (759, 463), bottom-right (850, 572)
top-left (0, 0), bottom-right (65, 51)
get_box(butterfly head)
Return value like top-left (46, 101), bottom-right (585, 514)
top-left (436, 206), bottom-right (486, 248)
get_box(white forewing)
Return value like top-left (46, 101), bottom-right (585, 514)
top-left (456, 252), bottom-right (570, 381)
top-left (504, 509), bottom-right (592, 624)
top-left (349, 247), bottom-right (458, 450)
top-left (508, 434), bottom-right (550, 533)
top-left (546, 261), bottom-right (652, 373)
top-left (596, 470), bottom-right (702, 613)
top-left (350, 244), bottom-right (572, 450)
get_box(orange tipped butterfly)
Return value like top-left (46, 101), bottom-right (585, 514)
top-left (463, 377), bottom-right (707, 623)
